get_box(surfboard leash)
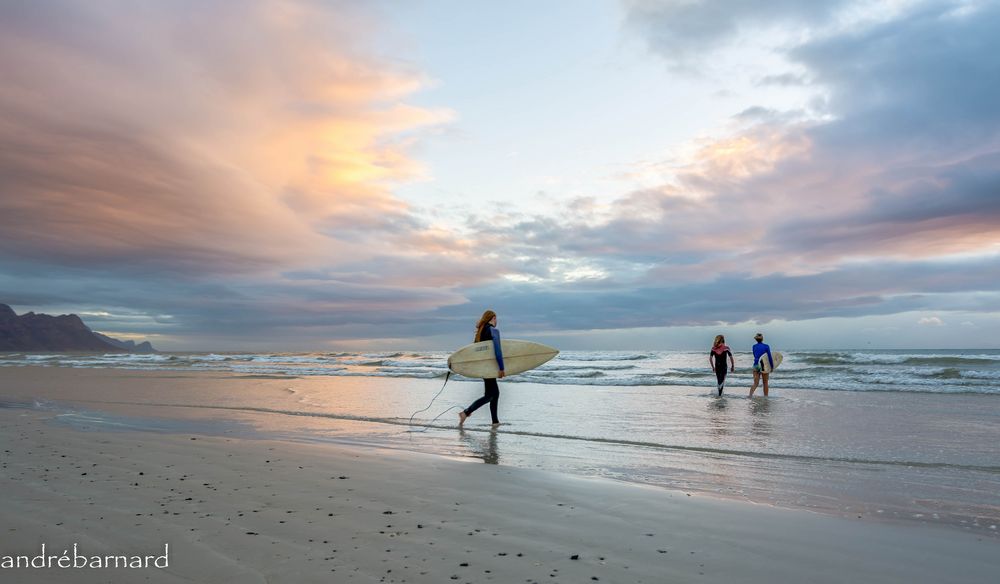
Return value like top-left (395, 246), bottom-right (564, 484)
top-left (407, 370), bottom-right (453, 430)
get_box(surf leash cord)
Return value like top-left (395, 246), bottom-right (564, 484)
top-left (407, 370), bottom-right (453, 429)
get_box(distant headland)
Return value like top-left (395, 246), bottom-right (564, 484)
top-left (0, 303), bottom-right (156, 353)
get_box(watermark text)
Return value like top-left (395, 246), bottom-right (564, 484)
top-left (1, 543), bottom-right (168, 569)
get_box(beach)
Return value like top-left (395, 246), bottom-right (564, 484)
top-left (1, 365), bottom-right (999, 582)
top-left (5, 2), bottom-right (999, 582)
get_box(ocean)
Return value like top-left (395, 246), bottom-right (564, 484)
top-left (2, 349), bottom-right (998, 536)
top-left (3, 348), bottom-right (1000, 394)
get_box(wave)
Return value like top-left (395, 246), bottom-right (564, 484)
top-left (357, 370), bottom-right (444, 379)
top-left (379, 359), bottom-right (445, 369)
top-left (523, 370), bottom-right (605, 379)
top-left (230, 365), bottom-right (346, 376)
top-left (249, 355), bottom-right (341, 364)
top-left (190, 353), bottom-right (237, 362)
top-left (794, 353), bottom-right (1000, 367)
top-left (763, 368), bottom-right (841, 377)
top-left (339, 359), bottom-right (387, 366)
top-left (558, 353), bottom-right (654, 361)
top-left (900, 356), bottom-right (999, 366)
top-left (924, 368), bottom-right (963, 380)
top-left (958, 370), bottom-right (1000, 380)
top-left (98, 353), bottom-right (173, 362)
top-left (659, 370), bottom-right (714, 378)
top-left (536, 363), bottom-right (638, 372)
top-left (7, 350), bottom-right (1000, 394)
top-left (796, 355), bottom-right (854, 365)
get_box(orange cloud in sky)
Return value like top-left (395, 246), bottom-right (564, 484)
top-left (0, 0), bottom-right (451, 274)
top-left (690, 128), bottom-right (811, 183)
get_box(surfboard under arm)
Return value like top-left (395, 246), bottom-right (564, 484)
top-left (447, 339), bottom-right (559, 379)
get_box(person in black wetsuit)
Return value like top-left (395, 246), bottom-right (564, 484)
top-left (708, 334), bottom-right (735, 396)
top-left (459, 310), bottom-right (505, 427)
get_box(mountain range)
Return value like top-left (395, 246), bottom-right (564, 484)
top-left (0, 304), bottom-right (156, 352)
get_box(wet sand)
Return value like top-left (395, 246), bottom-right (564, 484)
top-left (1, 368), bottom-right (997, 582)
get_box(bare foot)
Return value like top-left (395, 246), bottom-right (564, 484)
top-left (458, 411), bottom-right (467, 427)
top-left (491, 421), bottom-right (501, 427)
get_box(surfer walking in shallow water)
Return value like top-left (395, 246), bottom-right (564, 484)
top-left (749, 333), bottom-right (774, 397)
top-left (709, 335), bottom-right (735, 396)
top-left (459, 310), bottom-right (505, 427)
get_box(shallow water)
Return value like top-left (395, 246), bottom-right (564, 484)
top-left (6, 368), bottom-right (998, 536)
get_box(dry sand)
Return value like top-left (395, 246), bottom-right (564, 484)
top-left (0, 368), bottom-right (997, 583)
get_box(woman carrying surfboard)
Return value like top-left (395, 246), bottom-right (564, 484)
top-left (709, 335), bottom-right (735, 396)
top-left (459, 310), bottom-right (505, 427)
top-left (749, 333), bottom-right (774, 397)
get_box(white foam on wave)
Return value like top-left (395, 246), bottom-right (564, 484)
top-left (5, 349), bottom-right (999, 394)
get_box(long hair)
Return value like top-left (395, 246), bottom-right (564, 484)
top-left (713, 334), bottom-right (725, 348)
top-left (475, 310), bottom-right (496, 342)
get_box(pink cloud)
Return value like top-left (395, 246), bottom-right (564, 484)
top-left (0, 1), bottom-right (452, 274)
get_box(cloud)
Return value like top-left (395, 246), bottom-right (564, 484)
top-left (759, 2), bottom-right (1000, 262)
top-left (4, 1), bottom-right (1000, 348)
top-left (523, 2), bottom-right (1000, 271)
top-left (0, 0), bottom-right (452, 275)
top-left (432, 1), bottom-right (1000, 335)
top-left (0, 256), bottom-right (469, 345)
top-left (0, 0), bottom-right (499, 346)
top-left (918, 316), bottom-right (944, 326)
top-left (757, 73), bottom-right (811, 87)
top-left (624, 0), bottom-right (854, 67)
top-left (437, 255), bottom-right (1000, 333)
top-left (769, 152), bottom-right (1000, 261)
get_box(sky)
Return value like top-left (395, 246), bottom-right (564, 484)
top-left (1, 0), bottom-right (999, 351)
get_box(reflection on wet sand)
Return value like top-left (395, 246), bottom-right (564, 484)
top-left (707, 397), bottom-right (732, 440)
top-left (459, 428), bottom-right (500, 464)
top-left (749, 397), bottom-right (772, 436)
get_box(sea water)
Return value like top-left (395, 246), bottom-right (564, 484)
top-left (2, 349), bottom-right (999, 534)
top-left (3, 348), bottom-right (1000, 394)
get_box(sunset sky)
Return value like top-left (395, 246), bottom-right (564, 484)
top-left (2, 0), bottom-right (999, 350)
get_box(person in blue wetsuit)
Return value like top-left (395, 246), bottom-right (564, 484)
top-left (749, 332), bottom-right (774, 397)
top-left (459, 310), bottom-right (505, 427)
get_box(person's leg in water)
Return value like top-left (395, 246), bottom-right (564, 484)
top-left (749, 368), bottom-right (760, 397)
top-left (485, 378), bottom-right (500, 425)
top-left (459, 378), bottom-right (499, 426)
top-left (762, 372), bottom-right (769, 397)
top-left (715, 363), bottom-right (728, 396)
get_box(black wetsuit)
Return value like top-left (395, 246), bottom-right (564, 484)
top-left (464, 325), bottom-right (503, 424)
top-left (710, 349), bottom-right (732, 396)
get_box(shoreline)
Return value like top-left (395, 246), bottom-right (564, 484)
top-left (2, 406), bottom-right (998, 583)
top-left (5, 348), bottom-right (1000, 396)
top-left (2, 366), bottom-right (999, 538)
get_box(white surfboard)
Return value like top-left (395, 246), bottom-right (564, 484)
top-left (759, 351), bottom-right (783, 373)
top-left (448, 339), bottom-right (559, 379)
